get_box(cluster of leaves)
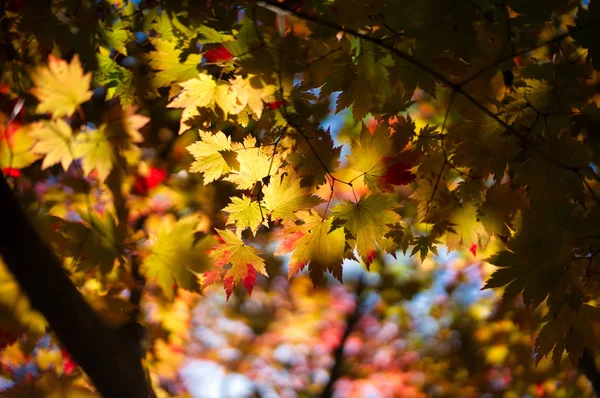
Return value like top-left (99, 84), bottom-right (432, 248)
top-left (1, 0), bottom-right (600, 393)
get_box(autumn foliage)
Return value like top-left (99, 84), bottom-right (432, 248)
top-left (1, 0), bottom-right (600, 396)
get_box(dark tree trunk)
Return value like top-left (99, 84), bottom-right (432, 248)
top-left (0, 172), bottom-right (152, 397)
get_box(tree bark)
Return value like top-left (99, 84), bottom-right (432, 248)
top-left (580, 347), bottom-right (600, 397)
top-left (0, 172), bottom-right (152, 397)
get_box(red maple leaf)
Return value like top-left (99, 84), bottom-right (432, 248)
top-left (61, 347), bottom-right (77, 375)
top-left (133, 166), bottom-right (167, 195)
top-left (2, 167), bottom-right (21, 177)
top-left (267, 100), bottom-right (286, 109)
top-left (204, 45), bottom-right (233, 63)
top-left (379, 160), bottom-right (416, 187)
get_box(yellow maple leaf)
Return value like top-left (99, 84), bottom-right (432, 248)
top-left (187, 131), bottom-right (236, 184)
top-left (223, 195), bottom-right (266, 234)
top-left (0, 120), bottom-right (41, 170)
top-left (215, 83), bottom-right (245, 117)
top-left (28, 119), bottom-right (74, 171)
top-left (148, 37), bottom-right (202, 88)
top-left (276, 210), bottom-right (345, 282)
top-left (262, 172), bottom-right (323, 221)
top-left (143, 216), bottom-right (215, 299)
top-left (210, 229), bottom-right (268, 298)
top-left (229, 76), bottom-right (275, 119)
top-left (30, 55), bottom-right (93, 119)
top-left (444, 200), bottom-right (489, 250)
top-left (347, 126), bottom-right (391, 190)
top-left (168, 74), bottom-right (273, 133)
top-left (73, 126), bottom-right (115, 182)
top-left (167, 73), bottom-right (217, 134)
top-left (225, 135), bottom-right (281, 190)
top-left (331, 193), bottom-right (401, 264)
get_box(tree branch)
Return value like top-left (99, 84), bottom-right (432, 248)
top-left (319, 278), bottom-right (365, 398)
top-left (0, 172), bottom-right (153, 397)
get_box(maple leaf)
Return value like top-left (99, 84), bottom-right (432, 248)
top-left (478, 184), bottom-right (526, 237)
top-left (167, 73), bottom-right (218, 134)
top-left (262, 172), bottom-right (323, 222)
top-left (444, 200), bottom-right (489, 251)
top-left (103, 106), bottom-right (149, 145)
top-left (276, 210), bottom-right (345, 283)
top-left (410, 235), bottom-right (440, 261)
top-left (287, 129), bottom-right (342, 187)
top-left (0, 122), bottom-right (41, 170)
top-left (570, 1), bottom-right (600, 70)
top-left (347, 124), bottom-right (393, 191)
top-left (30, 55), bottom-right (93, 118)
top-left (225, 136), bottom-right (281, 190)
top-left (229, 76), bottom-right (275, 119)
top-left (204, 45), bottom-right (233, 63)
top-left (134, 166), bottom-right (167, 195)
top-left (99, 19), bottom-right (130, 54)
top-left (331, 193), bottom-right (401, 265)
top-left (73, 126), bottom-right (115, 182)
top-left (95, 48), bottom-right (135, 105)
top-left (378, 159), bottom-right (416, 188)
top-left (143, 216), bottom-right (215, 299)
top-left (2, 168), bottom-right (20, 177)
top-left (267, 100), bottom-right (284, 109)
top-left (187, 131), bottom-right (236, 184)
top-left (214, 83), bottom-right (244, 117)
top-left (223, 195), bottom-right (266, 234)
top-left (60, 212), bottom-right (123, 274)
top-left (148, 38), bottom-right (202, 88)
top-left (449, 115), bottom-right (518, 184)
top-left (390, 114), bottom-right (416, 151)
top-left (209, 229), bottom-right (268, 299)
top-left (28, 119), bottom-right (74, 171)
top-left (483, 210), bottom-right (570, 306)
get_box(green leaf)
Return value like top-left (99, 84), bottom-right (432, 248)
top-left (262, 172), bottom-right (323, 222)
top-left (95, 48), bottom-right (136, 105)
top-left (223, 195), bottom-right (266, 234)
top-left (148, 38), bottom-right (202, 88)
top-left (99, 19), bottom-right (130, 55)
top-left (332, 193), bottom-right (401, 264)
top-left (73, 126), bottom-right (115, 182)
top-left (143, 216), bottom-right (215, 299)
